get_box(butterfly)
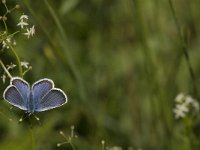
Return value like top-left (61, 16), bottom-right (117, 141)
top-left (3, 77), bottom-right (67, 114)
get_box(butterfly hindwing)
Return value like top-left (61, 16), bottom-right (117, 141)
top-left (34, 88), bottom-right (67, 112)
top-left (32, 79), bottom-right (54, 106)
top-left (3, 85), bottom-right (28, 110)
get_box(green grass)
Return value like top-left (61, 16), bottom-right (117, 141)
top-left (1, 0), bottom-right (200, 149)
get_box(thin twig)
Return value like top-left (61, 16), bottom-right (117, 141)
top-left (0, 59), bottom-right (12, 78)
top-left (7, 43), bottom-right (23, 77)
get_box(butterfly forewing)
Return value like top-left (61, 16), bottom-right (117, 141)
top-left (11, 77), bottom-right (30, 101)
top-left (3, 85), bottom-right (28, 110)
top-left (35, 88), bottom-right (67, 112)
top-left (32, 79), bottom-right (54, 106)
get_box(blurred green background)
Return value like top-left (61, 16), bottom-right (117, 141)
top-left (1, 0), bottom-right (200, 149)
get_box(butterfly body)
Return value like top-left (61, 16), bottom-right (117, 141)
top-left (3, 77), bottom-right (67, 114)
top-left (27, 91), bottom-right (34, 113)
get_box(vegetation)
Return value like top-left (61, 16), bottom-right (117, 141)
top-left (0, 0), bottom-right (200, 149)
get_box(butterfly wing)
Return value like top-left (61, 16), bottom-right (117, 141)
top-left (3, 85), bottom-right (28, 110)
top-left (11, 77), bottom-right (30, 101)
top-left (32, 79), bottom-right (54, 109)
top-left (3, 77), bottom-right (30, 110)
top-left (34, 88), bottom-right (67, 112)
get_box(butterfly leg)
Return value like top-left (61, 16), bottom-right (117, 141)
top-left (18, 113), bottom-right (28, 123)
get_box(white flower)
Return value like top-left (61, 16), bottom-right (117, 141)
top-left (192, 101), bottom-right (199, 112)
top-left (2, 38), bottom-right (16, 49)
top-left (185, 96), bottom-right (195, 104)
top-left (24, 25), bottom-right (35, 38)
top-left (2, 40), bottom-right (9, 49)
top-left (108, 146), bottom-right (122, 150)
top-left (173, 106), bottom-right (187, 119)
top-left (7, 63), bottom-right (16, 70)
top-left (176, 104), bottom-right (189, 113)
top-left (1, 74), bottom-right (6, 83)
top-left (17, 14), bottom-right (29, 29)
top-left (20, 14), bottom-right (28, 20)
top-left (13, 40), bottom-right (16, 45)
top-left (175, 93), bottom-right (185, 103)
top-left (185, 96), bottom-right (199, 111)
top-left (2, 38), bottom-right (11, 49)
top-left (173, 93), bottom-right (200, 119)
top-left (173, 99), bottom-right (189, 119)
top-left (17, 20), bottom-right (28, 29)
top-left (21, 61), bottom-right (29, 69)
top-left (6, 38), bottom-right (11, 43)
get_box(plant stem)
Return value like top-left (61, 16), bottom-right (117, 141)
top-left (2, 19), bottom-right (8, 33)
top-left (168, 0), bottom-right (198, 98)
top-left (0, 31), bottom-right (20, 43)
top-left (69, 140), bottom-right (76, 150)
top-left (7, 43), bottom-right (23, 77)
top-left (102, 142), bottom-right (105, 150)
top-left (44, 0), bottom-right (86, 101)
top-left (29, 125), bottom-right (35, 150)
top-left (23, 66), bottom-right (32, 76)
top-left (0, 59), bottom-right (12, 78)
top-left (2, 1), bottom-right (9, 13)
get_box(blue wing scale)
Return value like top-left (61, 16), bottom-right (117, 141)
top-left (11, 77), bottom-right (30, 102)
top-left (3, 85), bottom-right (27, 110)
top-left (32, 79), bottom-right (54, 106)
top-left (34, 88), bottom-right (67, 112)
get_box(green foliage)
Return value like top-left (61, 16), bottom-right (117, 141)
top-left (1, 0), bottom-right (200, 149)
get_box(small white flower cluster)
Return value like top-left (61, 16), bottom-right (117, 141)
top-left (107, 146), bottom-right (122, 150)
top-left (2, 37), bottom-right (16, 49)
top-left (1, 62), bottom-right (16, 83)
top-left (1, 61), bottom-right (31, 83)
top-left (1, 14), bottom-right (34, 50)
top-left (21, 61), bottom-right (29, 69)
top-left (101, 140), bottom-right (124, 150)
top-left (57, 126), bottom-right (78, 147)
top-left (20, 61), bottom-right (32, 76)
top-left (17, 14), bottom-right (35, 38)
top-left (173, 93), bottom-right (199, 119)
top-left (17, 14), bottom-right (28, 28)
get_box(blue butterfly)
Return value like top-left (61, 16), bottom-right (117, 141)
top-left (3, 77), bottom-right (67, 114)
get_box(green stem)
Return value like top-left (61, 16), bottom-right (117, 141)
top-left (0, 31), bottom-right (20, 43)
top-left (69, 140), bottom-right (76, 150)
top-left (25, 0), bottom-right (86, 101)
top-left (101, 140), bottom-right (105, 150)
top-left (23, 66), bottom-right (32, 76)
top-left (29, 126), bottom-right (35, 150)
top-left (7, 43), bottom-right (23, 77)
top-left (0, 59), bottom-right (12, 78)
top-left (168, 0), bottom-right (198, 98)
top-left (2, 19), bottom-right (8, 33)
top-left (2, 1), bottom-right (9, 13)
top-left (44, 0), bottom-right (86, 101)
top-left (9, 31), bottom-right (20, 37)
top-left (58, 141), bottom-right (76, 150)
